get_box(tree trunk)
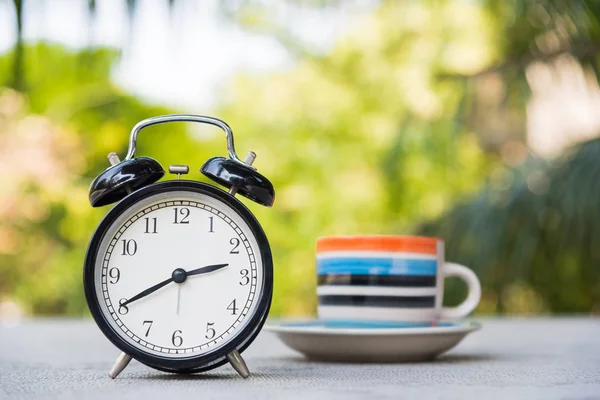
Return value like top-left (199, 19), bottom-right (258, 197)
top-left (11, 0), bottom-right (24, 91)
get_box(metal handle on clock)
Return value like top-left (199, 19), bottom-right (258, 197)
top-left (124, 114), bottom-right (255, 169)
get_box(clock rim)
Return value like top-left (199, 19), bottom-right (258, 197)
top-left (83, 180), bottom-right (273, 373)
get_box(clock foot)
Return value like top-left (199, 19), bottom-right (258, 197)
top-left (227, 350), bottom-right (250, 379)
top-left (108, 352), bottom-right (132, 379)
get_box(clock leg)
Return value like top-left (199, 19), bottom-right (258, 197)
top-left (108, 352), bottom-right (132, 379)
top-left (227, 350), bottom-right (250, 379)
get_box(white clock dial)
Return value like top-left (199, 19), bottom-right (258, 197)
top-left (93, 190), bottom-right (264, 358)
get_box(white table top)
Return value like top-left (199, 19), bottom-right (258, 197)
top-left (1, 318), bottom-right (599, 399)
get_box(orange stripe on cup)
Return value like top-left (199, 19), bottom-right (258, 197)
top-left (316, 236), bottom-right (439, 255)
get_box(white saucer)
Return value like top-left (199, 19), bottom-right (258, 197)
top-left (266, 320), bottom-right (481, 362)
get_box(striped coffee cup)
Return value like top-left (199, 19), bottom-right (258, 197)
top-left (317, 236), bottom-right (481, 322)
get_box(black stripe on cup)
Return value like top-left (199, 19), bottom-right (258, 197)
top-left (317, 274), bottom-right (436, 288)
top-left (319, 295), bottom-right (436, 308)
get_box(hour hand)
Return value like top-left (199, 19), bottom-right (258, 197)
top-left (186, 263), bottom-right (229, 277)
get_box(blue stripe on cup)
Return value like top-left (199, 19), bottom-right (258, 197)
top-left (317, 257), bottom-right (437, 276)
top-left (317, 257), bottom-right (438, 311)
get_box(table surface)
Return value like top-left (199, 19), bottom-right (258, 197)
top-left (1, 318), bottom-right (599, 400)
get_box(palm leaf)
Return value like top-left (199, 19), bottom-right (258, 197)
top-left (420, 138), bottom-right (600, 312)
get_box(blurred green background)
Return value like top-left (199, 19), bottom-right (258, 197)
top-left (1, 0), bottom-right (599, 319)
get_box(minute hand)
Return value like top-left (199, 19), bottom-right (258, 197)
top-left (120, 276), bottom-right (173, 308)
top-left (121, 263), bottom-right (229, 308)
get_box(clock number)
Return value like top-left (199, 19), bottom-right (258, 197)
top-left (239, 269), bottom-right (249, 286)
top-left (227, 299), bottom-right (238, 315)
top-left (205, 322), bottom-right (215, 339)
top-left (144, 217), bottom-right (157, 234)
top-left (173, 208), bottom-right (190, 224)
top-left (143, 320), bottom-right (153, 337)
top-left (108, 267), bottom-right (120, 284)
top-left (118, 298), bottom-right (128, 315)
top-left (208, 216), bottom-right (214, 233)
top-left (230, 238), bottom-right (240, 254)
top-left (121, 239), bottom-right (137, 256)
top-left (172, 330), bottom-right (183, 347)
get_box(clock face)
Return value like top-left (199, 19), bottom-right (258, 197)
top-left (87, 184), bottom-right (270, 365)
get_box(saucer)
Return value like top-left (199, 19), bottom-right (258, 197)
top-left (266, 320), bottom-right (481, 362)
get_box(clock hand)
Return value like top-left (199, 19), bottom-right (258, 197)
top-left (120, 276), bottom-right (173, 308)
top-left (121, 263), bottom-right (229, 308)
top-left (175, 264), bottom-right (227, 315)
top-left (176, 285), bottom-right (181, 315)
top-left (186, 263), bottom-right (229, 277)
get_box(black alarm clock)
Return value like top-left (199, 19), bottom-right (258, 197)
top-left (83, 115), bottom-right (274, 379)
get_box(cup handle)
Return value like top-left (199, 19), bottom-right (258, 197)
top-left (439, 262), bottom-right (481, 319)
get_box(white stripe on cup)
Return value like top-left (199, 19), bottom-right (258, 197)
top-left (316, 251), bottom-right (437, 260)
top-left (316, 286), bottom-right (437, 297)
top-left (318, 306), bottom-right (438, 322)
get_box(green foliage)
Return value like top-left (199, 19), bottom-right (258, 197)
top-left (217, 2), bottom-right (499, 315)
top-left (0, 3), bottom-right (497, 316)
top-left (2, 0), bottom-right (600, 316)
top-left (420, 139), bottom-right (600, 313)
top-left (0, 44), bottom-right (224, 315)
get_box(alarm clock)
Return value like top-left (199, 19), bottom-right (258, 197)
top-left (83, 115), bottom-right (275, 379)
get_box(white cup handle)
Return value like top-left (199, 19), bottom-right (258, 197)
top-left (440, 262), bottom-right (481, 319)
